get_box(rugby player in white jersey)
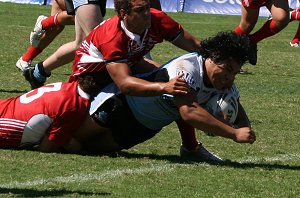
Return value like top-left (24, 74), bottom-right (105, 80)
top-left (74, 31), bottom-right (255, 161)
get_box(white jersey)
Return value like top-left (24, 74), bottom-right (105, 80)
top-left (126, 53), bottom-right (239, 130)
top-left (90, 52), bottom-right (239, 130)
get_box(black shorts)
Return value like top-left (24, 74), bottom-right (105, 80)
top-left (91, 95), bottom-right (160, 149)
top-left (65, 0), bottom-right (107, 16)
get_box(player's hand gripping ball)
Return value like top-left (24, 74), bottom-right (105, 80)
top-left (203, 93), bottom-right (239, 136)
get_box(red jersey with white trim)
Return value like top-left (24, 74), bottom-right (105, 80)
top-left (70, 8), bottom-right (182, 80)
top-left (0, 82), bottom-right (89, 148)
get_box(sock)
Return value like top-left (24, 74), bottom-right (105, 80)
top-left (176, 119), bottom-right (198, 151)
top-left (291, 22), bottom-right (300, 44)
top-left (33, 62), bottom-right (51, 83)
top-left (234, 25), bottom-right (247, 35)
top-left (41, 13), bottom-right (59, 30)
top-left (290, 10), bottom-right (300, 21)
top-left (249, 20), bottom-right (280, 44)
top-left (22, 46), bottom-right (43, 62)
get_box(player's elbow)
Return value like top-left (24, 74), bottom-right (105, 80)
top-left (179, 108), bottom-right (197, 125)
top-left (118, 84), bottom-right (132, 95)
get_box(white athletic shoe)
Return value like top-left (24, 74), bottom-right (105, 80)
top-left (16, 57), bottom-right (31, 71)
top-left (180, 143), bottom-right (223, 163)
top-left (290, 41), bottom-right (300, 48)
top-left (30, 15), bottom-right (47, 47)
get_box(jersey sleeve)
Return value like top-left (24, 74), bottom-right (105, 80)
top-left (165, 53), bottom-right (202, 91)
top-left (151, 9), bottom-right (183, 42)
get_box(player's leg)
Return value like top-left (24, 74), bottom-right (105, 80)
top-left (17, 0), bottom-right (75, 71)
top-left (234, 6), bottom-right (260, 65)
top-left (289, 7), bottom-right (300, 21)
top-left (29, 0), bottom-right (73, 47)
top-left (39, 4), bottom-right (103, 76)
top-left (23, 3), bottom-right (104, 89)
top-left (73, 114), bottom-right (122, 154)
top-left (249, 0), bottom-right (290, 44)
top-left (75, 3), bottom-right (103, 36)
top-left (234, 6), bottom-right (259, 35)
top-left (290, 22), bottom-right (300, 47)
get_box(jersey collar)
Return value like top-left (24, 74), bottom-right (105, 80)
top-left (120, 20), bottom-right (148, 46)
top-left (77, 86), bottom-right (90, 100)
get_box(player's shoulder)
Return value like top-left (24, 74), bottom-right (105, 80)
top-left (150, 8), bottom-right (167, 17)
top-left (173, 52), bottom-right (202, 70)
top-left (92, 16), bottom-right (122, 44)
top-left (43, 82), bottom-right (78, 98)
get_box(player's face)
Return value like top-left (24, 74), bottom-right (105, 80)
top-left (206, 58), bottom-right (241, 90)
top-left (125, 0), bottom-right (151, 34)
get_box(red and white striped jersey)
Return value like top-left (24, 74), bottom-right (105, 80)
top-left (0, 82), bottom-right (90, 148)
top-left (69, 8), bottom-right (182, 80)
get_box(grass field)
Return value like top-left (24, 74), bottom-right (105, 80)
top-left (0, 2), bottom-right (300, 197)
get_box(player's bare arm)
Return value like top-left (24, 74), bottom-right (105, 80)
top-left (106, 62), bottom-right (189, 96)
top-left (234, 102), bottom-right (252, 128)
top-left (172, 30), bottom-right (201, 53)
top-left (174, 90), bottom-right (255, 144)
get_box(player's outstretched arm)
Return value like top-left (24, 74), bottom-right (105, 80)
top-left (175, 91), bottom-right (256, 144)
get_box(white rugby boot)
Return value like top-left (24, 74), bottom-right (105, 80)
top-left (30, 15), bottom-right (47, 47)
top-left (290, 41), bottom-right (300, 48)
top-left (16, 57), bottom-right (31, 71)
top-left (180, 143), bottom-right (223, 163)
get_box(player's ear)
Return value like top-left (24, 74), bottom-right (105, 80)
top-left (120, 9), bottom-right (127, 19)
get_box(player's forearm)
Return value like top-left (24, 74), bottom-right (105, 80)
top-left (118, 78), bottom-right (165, 96)
top-left (180, 104), bottom-right (237, 140)
top-left (234, 103), bottom-right (251, 128)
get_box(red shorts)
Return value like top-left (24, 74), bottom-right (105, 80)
top-left (242, 0), bottom-right (268, 9)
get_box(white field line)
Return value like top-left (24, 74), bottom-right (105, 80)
top-left (0, 164), bottom-right (178, 189)
top-left (0, 153), bottom-right (299, 189)
top-left (237, 153), bottom-right (300, 163)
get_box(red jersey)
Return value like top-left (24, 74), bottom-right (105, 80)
top-left (0, 82), bottom-right (89, 148)
top-left (70, 8), bottom-right (182, 80)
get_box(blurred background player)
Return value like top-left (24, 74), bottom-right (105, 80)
top-left (267, 5), bottom-right (300, 47)
top-left (23, 0), bottom-right (107, 87)
top-left (289, 7), bottom-right (300, 47)
top-left (234, 0), bottom-right (290, 65)
top-left (16, 0), bottom-right (75, 71)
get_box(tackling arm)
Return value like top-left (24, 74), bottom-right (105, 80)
top-left (106, 62), bottom-right (189, 96)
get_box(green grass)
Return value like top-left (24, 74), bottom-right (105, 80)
top-left (0, 2), bottom-right (300, 197)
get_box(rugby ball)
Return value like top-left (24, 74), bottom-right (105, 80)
top-left (204, 93), bottom-right (239, 125)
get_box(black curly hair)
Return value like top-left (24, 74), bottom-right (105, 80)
top-left (114, 0), bottom-right (132, 17)
top-left (199, 31), bottom-right (250, 66)
top-left (77, 71), bottom-right (113, 97)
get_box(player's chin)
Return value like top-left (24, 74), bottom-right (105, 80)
top-left (213, 82), bottom-right (224, 90)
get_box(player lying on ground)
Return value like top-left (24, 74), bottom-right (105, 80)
top-left (69, 31), bottom-right (256, 158)
top-left (0, 73), bottom-right (104, 153)
top-left (0, 73), bottom-right (201, 158)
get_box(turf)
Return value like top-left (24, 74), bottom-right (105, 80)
top-left (0, 2), bottom-right (299, 197)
